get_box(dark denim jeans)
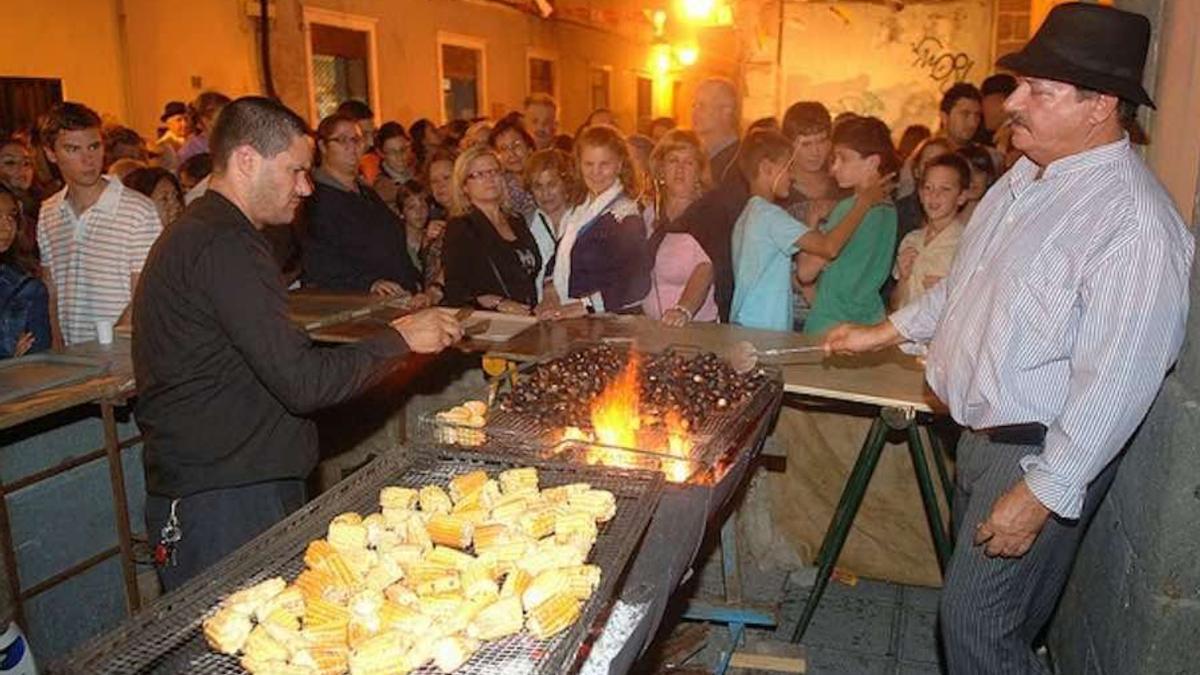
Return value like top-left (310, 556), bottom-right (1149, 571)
top-left (0, 263), bottom-right (51, 358)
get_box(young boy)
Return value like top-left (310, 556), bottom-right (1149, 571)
top-left (729, 129), bottom-right (888, 332)
top-left (892, 153), bottom-right (971, 309)
top-left (801, 116), bottom-right (899, 335)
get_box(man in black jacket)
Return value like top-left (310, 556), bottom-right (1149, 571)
top-left (133, 97), bottom-right (461, 590)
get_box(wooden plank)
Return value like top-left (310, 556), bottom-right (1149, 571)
top-left (729, 650), bottom-right (807, 672)
top-left (0, 339), bottom-right (136, 432)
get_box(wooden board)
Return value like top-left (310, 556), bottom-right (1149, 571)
top-left (484, 316), bottom-right (944, 413)
top-left (286, 289), bottom-right (403, 330)
top-left (0, 354), bottom-right (109, 405)
top-left (0, 339), bottom-right (136, 431)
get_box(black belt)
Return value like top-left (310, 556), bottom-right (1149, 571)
top-left (973, 422), bottom-right (1047, 446)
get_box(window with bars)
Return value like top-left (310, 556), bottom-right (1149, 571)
top-left (441, 44), bottom-right (484, 122)
top-left (309, 23), bottom-right (370, 121)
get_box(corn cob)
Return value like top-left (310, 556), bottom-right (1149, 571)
top-left (419, 485), bottom-right (452, 514)
top-left (516, 506), bottom-right (556, 539)
top-left (304, 540), bottom-right (338, 572)
top-left (432, 594), bottom-right (493, 637)
top-left (569, 489), bottom-right (617, 522)
top-left (202, 607), bottom-right (253, 655)
top-left (500, 567), bottom-right (534, 600)
top-left (304, 596), bottom-right (350, 627)
top-left (363, 556), bottom-right (405, 592)
top-left (380, 507), bottom-right (418, 531)
top-left (467, 595), bottom-right (525, 641)
top-left (255, 585), bottom-right (305, 623)
top-left (239, 654), bottom-right (295, 675)
top-left (347, 630), bottom-right (409, 675)
top-left (499, 467), bottom-right (539, 495)
top-left (451, 507), bottom-right (489, 526)
top-left (292, 646), bottom-right (349, 675)
top-left (259, 620), bottom-right (308, 656)
top-left (448, 470), bottom-right (489, 503)
top-left (361, 513), bottom-right (387, 547)
top-left (478, 480), bottom-right (503, 509)
top-left (378, 600), bottom-right (433, 633)
top-left (560, 564), bottom-right (602, 599)
top-left (418, 592), bottom-right (466, 617)
top-left (259, 607), bottom-right (301, 633)
top-left (432, 635), bottom-right (480, 673)
top-left (526, 591), bottom-right (584, 639)
top-left (460, 564), bottom-right (501, 601)
top-left (347, 615), bottom-right (382, 650)
top-left (476, 537), bottom-right (532, 572)
top-left (425, 514), bottom-right (474, 550)
top-left (413, 571), bottom-right (461, 597)
top-left (518, 541), bottom-right (586, 576)
top-left (380, 543), bottom-right (424, 567)
top-left (328, 513), bottom-right (368, 551)
top-left (338, 547), bottom-right (378, 581)
top-left (383, 582), bottom-right (419, 607)
top-left (243, 624), bottom-right (291, 662)
top-left (471, 523), bottom-right (516, 551)
top-left (540, 482), bottom-right (592, 504)
top-left (522, 568), bottom-right (569, 611)
top-left (554, 511), bottom-right (598, 544)
top-left (488, 493), bottom-right (532, 525)
top-left (379, 487), bottom-right (418, 510)
top-left (223, 576), bottom-right (287, 616)
top-left (301, 620), bottom-right (348, 650)
top-left (404, 516), bottom-right (433, 551)
top-left (295, 568), bottom-right (352, 605)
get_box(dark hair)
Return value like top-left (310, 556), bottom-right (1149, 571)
top-left (737, 129), bottom-right (793, 183)
top-left (748, 117), bottom-right (780, 134)
top-left (178, 152), bottom-right (213, 182)
top-left (955, 144), bottom-right (998, 187)
top-left (552, 134), bottom-right (574, 153)
top-left (832, 116), bottom-right (900, 177)
top-left (104, 126), bottom-right (145, 163)
top-left (782, 101), bottom-right (832, 141)
top-left (123, 166), bottom-right (184, 203)
top-left (981, 74), bottom-right (1018, 98)
top-left (38, 102), bottom-right (102, 149)
top-left (584, 108), bottom-right (614, 126)
top-left (335, 99), bottom-right (374, 121)
top-left (313, 113), bottom-right (359, 166)
top-left (443, 119), bottom-right (471, 146)
top-left (209, 96), bottom-right (311, 172)
top-left (189, 91), bottom-right (231, 133)
top-left (409, 119), bottom-right (438, 166)
top-left (488, 116), bottom-right (535, 153)
top-left (940, 83), bottom-right (982, 114)
top-left (921, 153), bottom-right (971, 191)
top-left (376, 121), bottom-right (409, 152)
top-left (0, 185), bottom-right (37, 274)
top-left (650, 117), bottom-right (676, 132)
top-left (897, 124), bottom-right (932, 162)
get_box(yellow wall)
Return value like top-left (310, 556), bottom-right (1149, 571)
top-left (771, 0), bottom-right (994, 134)
top-left (1143, 0), bottom-right (1200, 223)
top-left (0, 0), bottom-right (131, 124)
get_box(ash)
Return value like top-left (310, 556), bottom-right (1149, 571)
top-left (579, 599), bottom-right (650, 675)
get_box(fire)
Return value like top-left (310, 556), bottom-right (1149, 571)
top-left (559, 354), bottom-right (696, 483)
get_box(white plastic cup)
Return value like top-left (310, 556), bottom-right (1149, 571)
top-left (95, 320), bottom-right (114, 345)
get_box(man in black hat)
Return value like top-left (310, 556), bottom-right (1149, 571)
top-left (824, 4), bottom-right (1193, 673)
top-left (154, 101), bottom-right (190, 172)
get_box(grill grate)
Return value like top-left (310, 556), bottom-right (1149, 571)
top-left (418, 354), bottom-right (782, 485)
top-left (55, 451), bottom-right (664, 675)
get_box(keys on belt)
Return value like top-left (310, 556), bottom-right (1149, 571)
top-left (154, 498), bottom-right (182, 567)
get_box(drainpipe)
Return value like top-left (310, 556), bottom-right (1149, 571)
top-left (260, 0), bottom-right (278, 99)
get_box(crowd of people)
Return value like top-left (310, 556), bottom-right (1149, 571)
top-left (0, 71), bottom-right (1028, 359)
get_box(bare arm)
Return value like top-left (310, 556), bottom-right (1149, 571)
top-left (795, 252), bottom-right (827, 284)
top-left (675, 262), bottom-right (713, 315)
top-left (115, 272), bottom-right (140, 327)
top-left (796, 196), bottom-right (872, 259)
top-left (41, 265), bottom-right (63, 349)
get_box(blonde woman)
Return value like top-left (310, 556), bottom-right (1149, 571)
top-left (644, 130), bottom-right (717, 325)
top-left (538, 125), bottom-right (650, 320)
top-left (441, 145), bottom-right (541, 314)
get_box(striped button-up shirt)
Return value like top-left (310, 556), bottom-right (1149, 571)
top-left (38, 177), bottom-right (162, 345)
top-left (891, 136), bottom-right (1194, 519)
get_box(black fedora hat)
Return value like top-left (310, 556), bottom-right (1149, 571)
top-left (997, 3), bottom-right (1155, 109)
top-left (160, 101), bottom-right (187, 122)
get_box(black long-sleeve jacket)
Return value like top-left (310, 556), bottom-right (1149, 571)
top-left (133, 192), bottom-right (410, 497)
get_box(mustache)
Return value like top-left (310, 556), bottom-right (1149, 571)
top-left (1007, 113), bottom-right (1030, 129)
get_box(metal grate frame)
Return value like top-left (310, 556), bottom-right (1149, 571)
top-left (55, 450), bottom-right (664, 675)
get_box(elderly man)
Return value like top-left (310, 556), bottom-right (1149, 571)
top-left (825, 5), bottom-right (1193, 673)
top-left (134, 97), bottom-right (462, 590)
top-left (676, 77), bottom-right (748, 322)
top-left (691, 77), bottom-right (741, 182)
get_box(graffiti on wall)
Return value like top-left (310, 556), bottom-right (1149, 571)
top-left (910, 33), bottom-right (974, 91)
top-left (832, 90), bottom-right (886, 118)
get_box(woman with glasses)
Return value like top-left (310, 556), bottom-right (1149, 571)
top-left (0, 186), bottom-right (50, 358)
top-left (300, 113), bottom-right (426, 304)
top-left (538, 125), bottom-right (650, 320)
top-left (487, 116), bottom-right (537, 218)
top-left (441, 145), bottom-right (540, 314)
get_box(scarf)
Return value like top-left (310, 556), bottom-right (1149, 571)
top-left (551, 181), bottom-right (625, 306)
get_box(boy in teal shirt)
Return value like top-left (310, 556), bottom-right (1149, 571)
top-left (801, 117), bottom-right (899, 334)
top-left (730, 129), bottom-right (890, 331)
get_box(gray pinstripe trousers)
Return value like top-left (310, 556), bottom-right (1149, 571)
top-left (939, 432), bottom-right (1121, 674)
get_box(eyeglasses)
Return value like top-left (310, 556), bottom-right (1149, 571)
top-left (466, 168), bottom-right (503, 181)
top-left (326, 135), bottom-right (365, 147)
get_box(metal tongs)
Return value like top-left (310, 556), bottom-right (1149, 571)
top-left (454, 308), bottom-right (491, 338)
top-left (727, 340), bottom-right (825, 374)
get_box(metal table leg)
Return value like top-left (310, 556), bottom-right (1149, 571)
top-left (102, 401), bottom-right (140, 613)
top-left (789, 415), bottom-right (889, 643)
top-left (906, 425), bottom-right (951, 571)
top-left (925, 423), bottom-right (955, 504)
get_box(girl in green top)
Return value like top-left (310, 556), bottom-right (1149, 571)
top-left (801, 117), bottom-right (899, 335)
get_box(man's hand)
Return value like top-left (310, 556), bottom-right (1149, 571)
top-left (857, 171), bottom-right (898, 206)
top-left (391, 308), bottom-right (462, 353)
top-left (370, 279), bottom-right (406, 297)
top-left (822, 320), bottom-right (901, 355)
top-left (13, 332), bottom-right (35, 358)
top-left (896, 248), bottom-right (918, 280)
top-left (545, 301), bottom-right (588, 321)
top-left (973, 479), bottom-right (1052, 558)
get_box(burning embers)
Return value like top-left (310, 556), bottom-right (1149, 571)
top-left (496, 345), bottom-right (768, 482)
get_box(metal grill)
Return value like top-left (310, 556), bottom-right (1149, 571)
top-left (418, 350), bottom-right (783, 484)
top-left (56, 451), bottom-right (664, 675)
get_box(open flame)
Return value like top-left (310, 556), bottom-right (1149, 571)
top-left (560, 354), bottom-right (695, 483)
